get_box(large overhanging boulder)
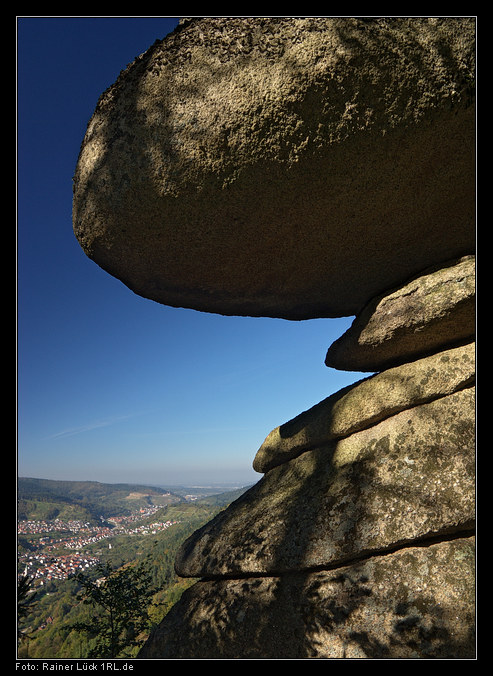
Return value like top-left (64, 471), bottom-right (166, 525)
top-left (72, 17), bottom-right (475, 319)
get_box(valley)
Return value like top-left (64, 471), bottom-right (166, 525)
top-left (17, 477), bottom-right (252, 659)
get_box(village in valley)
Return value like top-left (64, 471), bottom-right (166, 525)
top-left (18, 506), bottom-right (179, 583)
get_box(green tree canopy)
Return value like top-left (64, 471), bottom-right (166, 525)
top-left (18, 574), bottom-right (38, 641)
top-left (72, 560), bottom-right (158, 658)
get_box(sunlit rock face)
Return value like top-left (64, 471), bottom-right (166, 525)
top-left (73, 17), bottom-right (475, 320)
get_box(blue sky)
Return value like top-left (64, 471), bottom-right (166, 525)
top-left (17, 17), bottom-right (363, 487)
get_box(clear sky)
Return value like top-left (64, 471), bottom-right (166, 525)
top-left (17, 17), bottom-right (365, 488)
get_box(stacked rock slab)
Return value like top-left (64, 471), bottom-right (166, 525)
top-left (70, 17), bottom-right (476, 659)
top-left (139, 257), bottom-right (475, 659)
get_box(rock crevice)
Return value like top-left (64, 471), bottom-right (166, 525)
top-left (195, 525), bottom-right (476, 582)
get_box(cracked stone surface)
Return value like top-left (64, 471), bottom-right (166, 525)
top-left (140, 536), bottom-right (475, 659)
top-left (255, 341), bottom-right (475, 473)
top-left (175, 387), bottom-right (475, 578)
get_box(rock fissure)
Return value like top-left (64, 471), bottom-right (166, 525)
top-left (258, 378), bottom-right (476, 475)
top-left (255, 341), bottom-right (475, 474)
top-left (196, 525), bottom-right (476, 582)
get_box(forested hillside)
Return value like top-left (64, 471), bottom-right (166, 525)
top-left (18, 477), bottom-right (183, 520)
top-left (17, 480), bottom-right (251, 658)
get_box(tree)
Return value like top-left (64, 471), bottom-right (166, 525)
top-left (17, 574), bottom-right (38, 642)
top-left (71, 560), bottom-right (158, 658)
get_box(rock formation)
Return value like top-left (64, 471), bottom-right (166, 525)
top-left (72, 17), bottom-right (476, 659)
top-left (72, 17), bottom-right (475, 320)
top-left (140, 261), bottom-right (475, 659)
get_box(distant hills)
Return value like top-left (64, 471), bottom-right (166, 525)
top-left (17, 477), bottom-right (254, 523)
top-left (17, 477), bottom-right (184, 522)
top-left (17, 476), bottom-right (255, 659)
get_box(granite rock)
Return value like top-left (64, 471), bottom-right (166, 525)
top-left (73, 17), bottom-right (475, 319)
top-left (140, 536), bottom-right (475, 659)
top-left (255, 341), bottom-right (475, 473)
top-left (325, 255), bottom-right (475, 372)
top-left (176, 387), bottom-right (475, 578)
